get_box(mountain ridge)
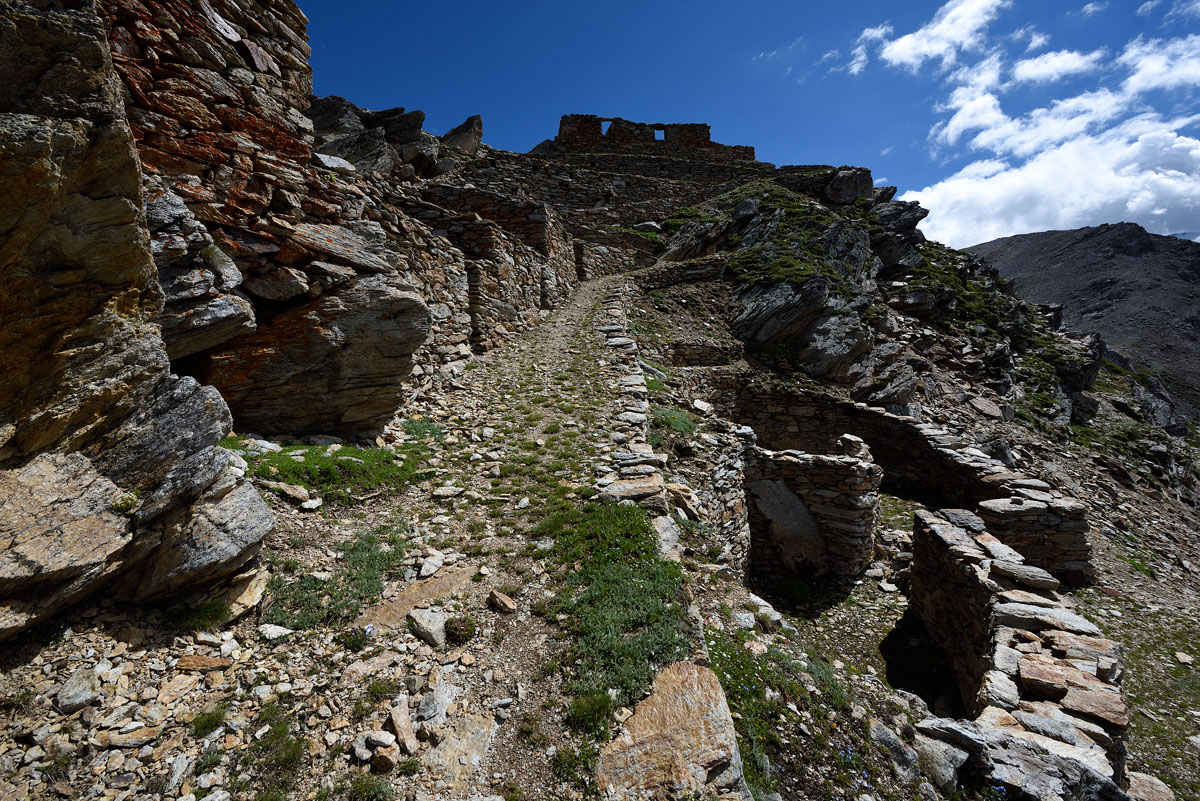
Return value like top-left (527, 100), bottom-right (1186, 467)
top-left (969, 222), bottom-right (1200, 420)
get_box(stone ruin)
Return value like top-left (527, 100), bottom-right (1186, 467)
top-left (539, 114), bottom-right (757, 162)
top-left (731, 385), bottom-right (1094, 583)
top-left (744, 434), bottom-right (883, 581)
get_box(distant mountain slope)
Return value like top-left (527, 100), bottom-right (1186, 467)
top-left (969, 222), bottom-right (1200, 418)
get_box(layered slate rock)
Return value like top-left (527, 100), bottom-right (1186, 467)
top-left (0, 0), bottom-right (270, 639)
top-left (203, 273), bottom-right (430, 435)
top-left (596, 662), bottom-right (753, 800)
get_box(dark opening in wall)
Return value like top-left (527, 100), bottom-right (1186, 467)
top-left (879, 608), bottom-right (965, 716)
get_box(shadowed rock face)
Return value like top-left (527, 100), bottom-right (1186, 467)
top-left (201, 273), bottom-right (431, 436)
top-left (0, 0), bottom-right (271, 640)
top-left (970, 223), bottom-right (1200, 418)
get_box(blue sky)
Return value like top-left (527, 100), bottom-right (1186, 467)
top-left (305, 1), bottom-right (1200, 247)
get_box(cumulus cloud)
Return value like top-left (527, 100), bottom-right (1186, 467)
top-left (1011, 49), bottom-right (1106, 83)
top-left (840, 0), bottom-right (1200, 247)
top-left (1118, 34), bottom-right (1200, 93)
top-left (870, 0), bottom-right (1012, 71)
top-left (904, 120), bottom-right (1200, 246)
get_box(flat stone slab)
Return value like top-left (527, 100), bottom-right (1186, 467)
top-left (354, 567), bottom-right (473, 630)
top-left (992, 602), bottom-right (1100, 635)
top-left (425, 712), bottom-right (496, 791)
top-left (596, 661), bottom-right (751, 800)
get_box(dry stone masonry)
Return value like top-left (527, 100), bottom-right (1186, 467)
top-left (909, 509), bottom-right (1131, 800)
top-left (728, 384), bottom-right (1094, 581)
top-left (744, 435), bottom-right (883, 581)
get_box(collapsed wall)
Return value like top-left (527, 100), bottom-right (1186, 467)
top-left (909, 510), bottom-right (1129, 799)
top-left (0, 0), bottom-right (271, 639)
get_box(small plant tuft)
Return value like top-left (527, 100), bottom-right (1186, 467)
top-left (445, 615), bottom-right (477, 646)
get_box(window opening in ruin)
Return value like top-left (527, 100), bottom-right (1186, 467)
top-left (600, 120), bottom-right (612, 135)
top-left (654, 129), bottom-right (665, 141)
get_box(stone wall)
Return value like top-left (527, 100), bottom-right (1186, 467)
top-left (553, 115), bottom-right (756, 162)
top-left (95, 0), bottom-right (434, 436)
top-left (0, 0), bottom-right (271, 639)
top-left (725, 384), bottom-right (1093, 579)
top-left (743, 437), bottom-right (882, 580)
top-left (910, 510), bottom-right (1129, 796)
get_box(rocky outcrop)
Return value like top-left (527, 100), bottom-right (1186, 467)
top-left (201, 272), bottom-right (429, 434)
top-left (94, 0), bottom-right (437, 435)
top-left (0, 0), bottom-right (271, 639)
top-left (596, 661), bottom-right (753, 801)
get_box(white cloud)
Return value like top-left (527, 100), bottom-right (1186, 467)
top-left (846, 24), bottom-right (892, 74)
top-left (846, 1), bottom-right (1200, 248)
top-left (1011, 49), bottom-right (1106, 83)
top-left (1009, 25), bottom-right (1049, 52)
top-left (878, 0), bottom-right (1012, 71)
top-left (903, 119), bottom-right (1200, 247)
top-left (1166, 0), bottom-right (1200, 19)
top-left (1119, 34), bottom-right (1200, 93)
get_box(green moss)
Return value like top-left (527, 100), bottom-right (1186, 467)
top-left (661, 206), bottom-right (716, 235)
top-left (265, 523), bottom-right (407, 630)
top-left (227, 441), bottom-right (428, 505)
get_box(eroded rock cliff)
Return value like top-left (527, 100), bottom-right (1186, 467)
top-left (0, 0), bottom-right (271, 639)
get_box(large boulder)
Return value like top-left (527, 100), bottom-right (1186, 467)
top-left (0, 0), bottom-right (271, 639)
top-left (596, 662), bottom-right (752, 800)
top-left (203, 272), bottom-right (431, 435)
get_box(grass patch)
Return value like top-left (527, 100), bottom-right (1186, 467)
top-left (243, 701), bottom-right (304, 798)
top-left (176, 600), bottom-right (230, 632)
top-left (192, 703), bottom-right (228, 738)
top-left (707, 627), bottom-right (851, 796)
top-left (536, 504), bottom-right (689, 710)
top-left (346, 774), bottom-right (394, 801)
top-left (446, 615), bottom-right (477, 646)
top-left (649, 404), bottom-right (698, 448)
top-left (227, 440), bottom-right (428, 505)
top-left (265, 524), bottom-right (407, 630)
